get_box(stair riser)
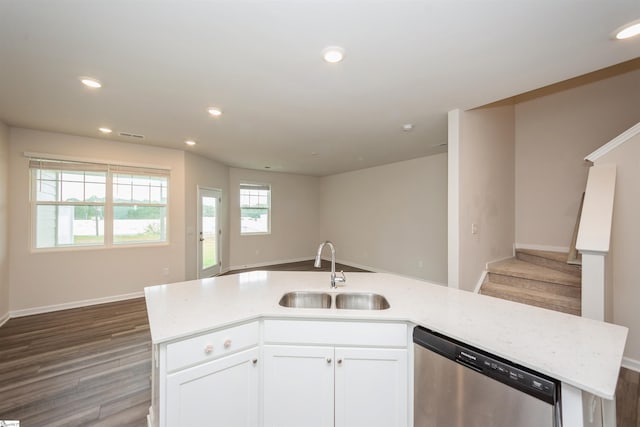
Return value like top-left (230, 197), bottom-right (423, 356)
top-left (516, 251), bottom-right (581, 277)
top-left (480, 288), bottom-right (581, 316)
top-left (487, 273), bottom-right (581, 298)
top-left (481, 282), bottom-right (581, 310)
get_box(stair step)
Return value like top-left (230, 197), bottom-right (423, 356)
top-left (480, 281), bottom-right (581, 316)
top-left (486, 271), bottom-right (581, 298)
top-left (488, 258), bottom-right (581, 287)
top-left (515, 249), bottom-right (581, 277)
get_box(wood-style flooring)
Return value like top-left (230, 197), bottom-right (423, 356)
top-left (617, 367), bottom-right (640, 427)
top-left (1, 263), bottom-right (639, 427)
top-left (0, 298), bottom-right (151, 427)
top-left (221, 259), bottom-right (370, 275)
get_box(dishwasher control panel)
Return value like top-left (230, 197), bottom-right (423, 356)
top-left (455, 346), bottom-right (556, 402)
top-left (414, 326), bottom-right (558, 405)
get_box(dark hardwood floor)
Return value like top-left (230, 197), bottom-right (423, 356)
top-left (220, 259), bottom-right (370, 275)
top-left (1, 263), bottom-right (638, 427)
top-left (0, 298), bottom-right (151, 427)
top-left (617, 366), bottom-right (640, 427)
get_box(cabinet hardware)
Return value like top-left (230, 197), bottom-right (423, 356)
top-left (252, 359), bottom-right (258, 365)
top-left (337, 359), bottom-right (343, 365)
top-left (224, 339), bottom-right (232, 348)
top-left (204, 344), bottom-right (214, 354)
top-left (326, 357), bottom-right (332, 364)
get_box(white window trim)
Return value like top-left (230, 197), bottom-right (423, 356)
top-left (27, 153), bottom-right (171, 251)
top-left (239, 181), bottom-right (271, 236)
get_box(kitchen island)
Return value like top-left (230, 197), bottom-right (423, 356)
top-left (144, 271), bottom-right (627, 426)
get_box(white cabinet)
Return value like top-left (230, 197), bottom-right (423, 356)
top-left (334, 347), bottom-right (408, 427)
top-left (167, 347), bottom-right (259, 427)
top-left (262, 320), bottom-right (409, 427)
top-left (263, 345), bottom-right (335, 427)
top-left (152, 321), bottom-right (260, 427)
top-left (151, 319), bottom-right (409, 427)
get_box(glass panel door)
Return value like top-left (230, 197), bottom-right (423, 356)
top-left (198, 187), bottom-right (221, 278)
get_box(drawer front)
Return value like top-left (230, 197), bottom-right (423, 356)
top-left (166, 321), bottom-right (259, 372)
top-left (264, 319), bottom-right (407, 347)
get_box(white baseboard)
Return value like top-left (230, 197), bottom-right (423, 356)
top-left (228, 257), bottom-right (314, 272)
top-left (335, 258), bottom-right (448, 287)
top-left (515, 243), bottom-right (570, 253)
top-left (622, 356), bottom-right (640, 372)
top-left (9, 291), bottom-right (145, 318)
top-left (473, 270), bottom-right (487, 294)
top-left (0, 310), bottom-right (9, 328)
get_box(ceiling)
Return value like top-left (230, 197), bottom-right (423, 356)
top-left (1, 1), bottom-right (638, 176)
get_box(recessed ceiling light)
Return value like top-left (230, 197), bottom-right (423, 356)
top-left (403, 124), bottom-right (414, 132)
top-left (322, 46), bottom-right (345, 63)
top-left (80, 77), bottom-right (102, 88)
top-left (208, 107), bottom-right (222, 117)
top-left (185, 140), bottom-right (197, 146)
top-left (98, 127), bottom-right (112, 134)
top-left (615, 20), bottom-right (640, 39)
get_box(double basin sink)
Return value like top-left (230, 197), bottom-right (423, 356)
top-left (279, 291), bottom-right (390, 310)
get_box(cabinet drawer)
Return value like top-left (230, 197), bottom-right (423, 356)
top-left (166, 321), bottom-right (259, 372)
top-left (264, 320), bottom-right (407, 347)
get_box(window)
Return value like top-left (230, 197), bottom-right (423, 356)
top-left (240, 183), bottom-right (270, 234)
top-left (112, 168), bottom-right (168, 244)
top-left (30, 158), bottom-right (169, 249)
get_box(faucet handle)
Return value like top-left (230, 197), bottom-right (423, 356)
top-left (335, 270), bottom-right (346, 284)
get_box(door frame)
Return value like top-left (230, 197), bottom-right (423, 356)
top-left (197, 186), bottom-right (222, 278)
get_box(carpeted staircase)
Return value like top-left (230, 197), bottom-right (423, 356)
top-left (480, 248), bottom-right (582, 315)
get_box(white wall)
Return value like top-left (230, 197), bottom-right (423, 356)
top-left (228, 168), bottom-right (320, 268)
top-left (184, 152), bottom-right (230, 279)
top-left (8, 128), bottom-right (186, 312)
top-left (457, 105), bottom-right (515, 291)
top-left (515, 69), bottom-right (640, 249)
top-left (319, 154), bottom-right (447, 283)
top-left (595, 131), bottom-right (640, 363)
top-left (0, 121), bottom-right (9, 322)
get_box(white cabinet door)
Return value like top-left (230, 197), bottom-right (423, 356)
top-left (263, 345), bottom-right (334, 427)
top-left (166, 347), bottom-right (259, 427)
top-left (334, 347), bottom-right (408, 427)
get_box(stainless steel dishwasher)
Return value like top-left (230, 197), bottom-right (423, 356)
top-left (413, 326), bottom-right (561, 427)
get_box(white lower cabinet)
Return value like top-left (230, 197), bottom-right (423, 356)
top-left (263, 345), bottom-right (335, 427)
top-left (334, 347), bottom-right (408, 427)
top-left (166, 346), bottom-right (260, 427)
top-left (262, 320), bottom-right (409, 427)
top-left (152, 319), bottom-right (409, 427)
top-left (152, 321), bottom-right (261, 427)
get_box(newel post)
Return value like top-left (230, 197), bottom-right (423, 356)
top-left (575, 163), bottom-right (617, 427)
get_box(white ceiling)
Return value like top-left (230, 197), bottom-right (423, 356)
top-left (1, 1), bottom-right (638, 176)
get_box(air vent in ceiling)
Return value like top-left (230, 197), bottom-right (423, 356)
top-left (119, 131), bottom-right (145, 139)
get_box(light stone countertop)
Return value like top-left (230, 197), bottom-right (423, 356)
top-left (144, 270), bottom-right (627, 400)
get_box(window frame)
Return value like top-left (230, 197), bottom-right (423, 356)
top-left (29, 157), bottom-right (170, 251)
top-left (239, 182), bottom-right (271, 236)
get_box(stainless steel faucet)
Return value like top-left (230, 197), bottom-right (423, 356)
top-left (314, 240), bottom-right (346, 288)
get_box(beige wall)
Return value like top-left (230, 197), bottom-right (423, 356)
top-left (228, 168), bottom-right (320, 268)
top-left (184, 152), bottom-right (230, 279)
top-left (8, 128), bottom-right (186, 312)
top-left (515, 69), bottom-right (640, 248)
top-left (458, 105), bottom-right (515, 291)
top-left (319, 154), bottom-right (448, 283)
top-left (0, 122), bottom-right (9, 320)
top-left (596, 131), bottom-right (640, 362)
